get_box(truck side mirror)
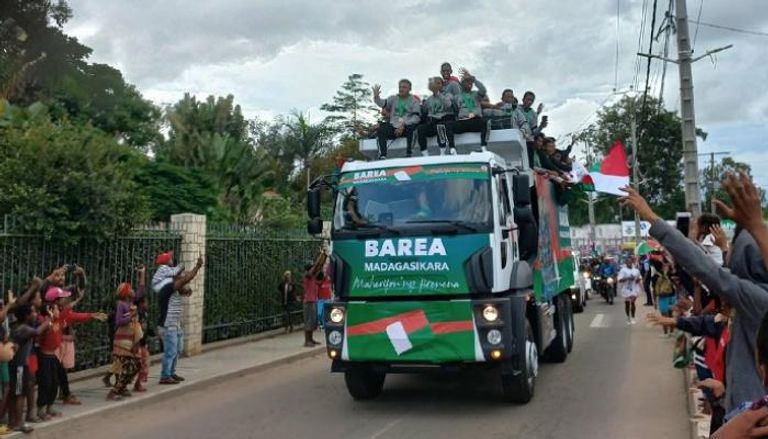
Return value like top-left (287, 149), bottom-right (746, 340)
top-left (512, 174), bottom-right (531, 206)
top-left (307, 189), bottom-right (321, 219)
top-left (307, 218), bottom-right (323, 235)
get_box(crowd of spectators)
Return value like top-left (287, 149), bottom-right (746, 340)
top-left (621, 172), bottom-right (768, 438)
top-left (0, 251), bottom-right (202, 434)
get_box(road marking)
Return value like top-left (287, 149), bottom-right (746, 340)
top-left (369, 418), bottom-right (403, 439)
top-left (590, 314), bottom-right (607, 328)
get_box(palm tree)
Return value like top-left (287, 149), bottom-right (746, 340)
top-left (282, 111), bottom-right (333, 189)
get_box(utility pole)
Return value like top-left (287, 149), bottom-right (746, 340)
top-left (698, 151), bottom-right (730, 213)
top-left (585, 141), bottom-right (597, 253)
top-left (638, 0), bottom-right (732, 217)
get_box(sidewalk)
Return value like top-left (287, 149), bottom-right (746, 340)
top-left (8, 330), bottom-right (325, 437)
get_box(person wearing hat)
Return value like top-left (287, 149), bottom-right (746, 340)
top-left (152, 251), bottom-right (203, 385)
top-left (43, 285), bottom-right (107, 406)
top-left (277, 271), bottom-right (298, 333)
top-left (106, 278), bottom-right (143, 401)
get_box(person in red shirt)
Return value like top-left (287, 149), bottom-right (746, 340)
top-left (316, 262), bottom-right (333, 330)
top-left (302, 249), bottom-right (327, 347)
top-left (43, 287), bottom-right (107, 405)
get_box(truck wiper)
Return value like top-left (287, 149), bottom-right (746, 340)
top-left (404, 220), bottom-right (479, 232)
top-left (342, 223), bottom-right (401, 235)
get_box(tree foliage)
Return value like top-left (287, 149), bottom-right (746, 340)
top-left (320, 73), bottom-right (378, 138)
top-left (1, 0), bottom-right (162, 151)
top-left (0, 100), bottom-right (149, 240)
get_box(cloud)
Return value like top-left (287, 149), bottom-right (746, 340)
top-left (64, 0), bottom-right (768, 189)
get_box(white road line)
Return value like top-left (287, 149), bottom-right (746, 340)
top-left (590, 313), bottom-right (607, 328)
top-left (369, 418), bottom-right (404, 439)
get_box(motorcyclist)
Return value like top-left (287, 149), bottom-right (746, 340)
top-left (599, 257), bottom-right (617, 304)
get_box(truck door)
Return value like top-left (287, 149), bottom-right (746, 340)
top-left (494, 171), bottom-right (515, 290)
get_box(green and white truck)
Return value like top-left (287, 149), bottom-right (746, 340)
top-left (306, 128), bottom-right (575, 403)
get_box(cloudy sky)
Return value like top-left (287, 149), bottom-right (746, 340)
top-left (64, 0), bottom-right (768, 189)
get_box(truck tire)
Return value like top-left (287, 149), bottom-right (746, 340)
top-left (344, 365), bottom-right (386, 400)
top-left (564, 297), bottom-right (572, 354)
top-left (543, 295), bottom-right (568, 363)
top-left (501, 321), bottom-right (537, 404)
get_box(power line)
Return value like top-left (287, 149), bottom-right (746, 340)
top-left (632, 0), bottom-right (650, 91)
top-left (688, 19), bottom-right (768, 38)
top-left (692, 0), bottom-right (704, 52)
top-left (640, 0), bottom-right (659, 127)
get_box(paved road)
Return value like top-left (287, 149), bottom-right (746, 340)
top-left (42, 300), bottom-right (690, 439)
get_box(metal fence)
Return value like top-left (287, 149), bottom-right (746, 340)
top-left (0, 223), bottom-right (181, 371)
top-left (202, 223), bottom-right (321, 344)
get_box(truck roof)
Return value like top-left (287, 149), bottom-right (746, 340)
top-left (358, 128), bottom-right (529, 169)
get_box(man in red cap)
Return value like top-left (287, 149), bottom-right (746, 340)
top-left (152, 250), bottom-right (203, 385)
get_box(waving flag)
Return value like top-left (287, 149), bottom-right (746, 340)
top-left (589, 141), bottom-right (630, 196)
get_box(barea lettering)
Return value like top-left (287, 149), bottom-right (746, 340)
top-left (364, 238), bottom-right (447, 258)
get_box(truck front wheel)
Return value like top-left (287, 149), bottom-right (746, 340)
top-left (501, 321), bottom-right (538, 404)
top-left (344, 365), bottom-right (386, 400)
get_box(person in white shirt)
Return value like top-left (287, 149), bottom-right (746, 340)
top-left (618, 258), bottom-right (643, 324)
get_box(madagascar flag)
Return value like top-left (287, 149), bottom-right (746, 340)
top-left (345, 307), bottom-right (476, 360)
top-left (589, 140), bottom-right (630, 196)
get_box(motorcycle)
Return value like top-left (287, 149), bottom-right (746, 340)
top-left (593, 274), bottom-right (615, 304)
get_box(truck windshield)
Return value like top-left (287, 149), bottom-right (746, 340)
top-left (333, 163), bottom-right (492, 235)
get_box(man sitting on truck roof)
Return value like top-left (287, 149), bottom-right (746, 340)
top-left (373, 80), bottom-right (422, 159)
top-left (483, 89), bottom-right (530, 134)
top-left (451, 68), bottom-right (489, 147)
top-left (520, 91), bottom-right (549, 140)
top-left (417, 77), bottom-right (457, 156)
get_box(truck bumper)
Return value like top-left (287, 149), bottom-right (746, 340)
top-left (323, 296), bottom-right (526, 368)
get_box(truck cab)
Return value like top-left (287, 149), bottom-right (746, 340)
top-left (307, 128), bottom-right (575, 403)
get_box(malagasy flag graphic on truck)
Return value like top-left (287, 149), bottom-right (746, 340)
top-left (333, 163), bottom-right (492, 297)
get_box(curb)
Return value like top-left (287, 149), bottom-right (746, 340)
top-left (22, 345), bottom-right (325, 437)
top-left (69, 328), bottom-right (296, 383)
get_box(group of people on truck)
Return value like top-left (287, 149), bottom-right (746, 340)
top-left (371, 62), bottom-right (548, 159)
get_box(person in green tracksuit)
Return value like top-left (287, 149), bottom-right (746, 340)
top-left (451, 68), bottom-right (488, 147)
top-left (373, 79), bottom-right (422, 159)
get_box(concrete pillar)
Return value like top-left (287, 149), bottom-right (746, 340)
top-left (170, 213), bottom-right (207, 356)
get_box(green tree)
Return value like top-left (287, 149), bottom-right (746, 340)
top-left (1, 1), bottom-right (162, 151)
top-left (320, 73), bottom-right (379, 138)
top-left (281, 111), bottom-right (334, 190)
top-left (0, 100), bottom-right (149, 240)
top-left (700, 156), bottom-right (767, 214)
top-left (133, 160), bottom-right (222, 222)
top-left (161, 94), bottom-right (277, 222)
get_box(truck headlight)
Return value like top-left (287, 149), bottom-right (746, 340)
top-left (487, 329), bottom-right (502, 345)
top-left (329, 307), bottom-right (345, 323)
top-left (482, 305), bottom-right (499, 322)
top-left (328, 330), bottom-right (343, 346)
